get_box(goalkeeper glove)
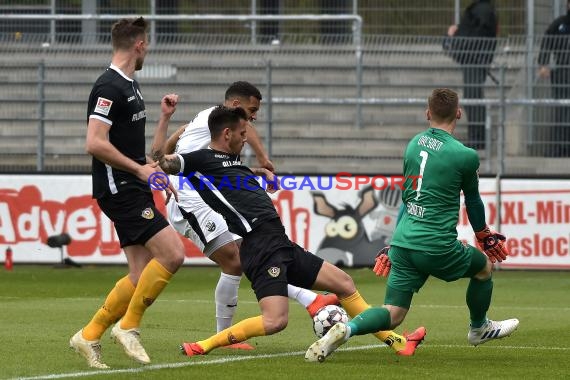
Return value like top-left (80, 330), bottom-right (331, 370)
top-left (475, 226), bottom-right (509, 263)
top-left (373, 246), bottom-right (391, 277)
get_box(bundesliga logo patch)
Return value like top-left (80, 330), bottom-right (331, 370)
top-left (94, 97), bottom-right (113, 116)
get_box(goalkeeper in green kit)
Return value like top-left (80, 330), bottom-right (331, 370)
top-left (306, 88), bottom-right (519, 363)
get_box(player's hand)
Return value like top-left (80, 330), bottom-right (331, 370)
top-left (138, 162), bottom-right (179, 202)
top-left (258, 156), bottom-right (275, 173)
top-left (259, 168), bottom-right (280, 194)
top-left (475, 226), bottom-right (509, 263)
top-left (161, 94), bottom-right (179, 117)
top-left (373, 246), bottom-right (391, 277)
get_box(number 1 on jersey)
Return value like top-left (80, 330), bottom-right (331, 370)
top-left (415, 150), bottom-right (429, 200)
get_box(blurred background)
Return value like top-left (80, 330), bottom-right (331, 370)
top-left (0, 0), bottom-right (567, 176)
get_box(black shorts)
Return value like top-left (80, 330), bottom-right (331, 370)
top-left (239, 218), bottom-right (324, 301)
top-left (97, 189), bottom-right (169, 248)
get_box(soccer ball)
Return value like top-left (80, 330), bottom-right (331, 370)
top-left (312, 305), bottom-right (349, 338)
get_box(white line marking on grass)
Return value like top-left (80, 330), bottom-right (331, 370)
top-left (10, 343), bottom-right (570, 380)
top-left (3, 296), bottom-right (569, 312)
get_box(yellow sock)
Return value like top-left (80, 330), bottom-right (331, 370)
top-left (340, 291), bottom-right (407, 352)
top-left (197, 315), bottom-right (266, 353)
top-left (83, 276), bottom-right (135, 340)
top-left (120, 259), bottom-right (172, 330)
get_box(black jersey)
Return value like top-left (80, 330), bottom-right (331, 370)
top-left (177, 149), bottom-right (280, 237)
top-left (87, 65), bottom-right (148, 199)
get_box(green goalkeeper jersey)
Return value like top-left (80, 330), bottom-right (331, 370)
top-left (390, 127), bottom-right (480, 252)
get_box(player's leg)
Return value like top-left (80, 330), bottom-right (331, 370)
top-left (110, 225), bottom-right (184, 364)
top-left (181, 226), bottom-right (292, 356)
top-left (287, 284), bottom-right (339, 318)
top-left (173, 200), bottom-right (248, 338)
top-left (299, 246), bottom-right (417, 361)
top-left (462, 245), bottom-right (519, 345)
top-left (70, 269), bottom-right (138, 368)
top-left (110, 191), bottom-right (185, 364)
top-left (182, 296), bottom-right (288, 356)
top-left (207, 237), bottom-right (242, 331)
top-left (70, 192), bottom-right (163, 368)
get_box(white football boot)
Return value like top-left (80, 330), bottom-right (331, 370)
top-left (305, 322), bottom-right (349, 362)
top-left (468, 318), bottom-right (520, 346)
top-left (69, 329), bottom-right (109, 369)
top-left (110, 322), bottom-right (150, 364)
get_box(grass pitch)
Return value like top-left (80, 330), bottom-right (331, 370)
top-left (0, 266), bottom-right (568, 379)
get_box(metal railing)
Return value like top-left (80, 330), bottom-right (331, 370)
top-left (1, 31), bottom-right (569, 176)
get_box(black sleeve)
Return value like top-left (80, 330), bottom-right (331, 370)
top-left (538, 20), bottom-right (560, 65)
top-left (179, 151), bottom-right (202, 176)
top-left (89, 83), bottom-right (122, 126)
top-left (461, 150), bottom-right (486, 232)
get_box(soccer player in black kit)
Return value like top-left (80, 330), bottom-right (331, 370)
top-left (157, 106), bottom-right (425, 357)
top-left (69, 17), bottom-right (185, 368)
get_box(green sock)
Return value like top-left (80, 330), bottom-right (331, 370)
top-left (347, 307), bottom-right (391, 337)
top-left (466, 277), bottom-right (493, 328)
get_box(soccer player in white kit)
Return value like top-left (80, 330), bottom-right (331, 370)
top-left (152, 81), bottom-right (338, 349)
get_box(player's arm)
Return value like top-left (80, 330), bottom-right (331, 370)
top-left (150, 94), bottom-right (179, 162)
top-left (164, 124), bottom-right (187, 154)
top-left (86, 118), bottom-right (145, 176)
top-left (462, 152), bottom-right (508, 262)
top-left (159, 151), bottom-right (199, 177)
top-left (246, 121), bottom-right (274, 172)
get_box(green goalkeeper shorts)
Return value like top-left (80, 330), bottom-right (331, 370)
top-left (386, 241), bottom-right (488, 294)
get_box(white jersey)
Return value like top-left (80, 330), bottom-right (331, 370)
top-left (168, 105), bottom-right (240, 249)
top-left (175, 106), bottom-right (215, 154)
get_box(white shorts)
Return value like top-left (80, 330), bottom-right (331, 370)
top-left (166, 189), bottom-right (241, 255)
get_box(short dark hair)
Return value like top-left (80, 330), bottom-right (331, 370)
top-left (208, 106), bottom-right (248, 139)
top-left (428, 88), bottom-right (459, 123)
top-left (224, 81), bottom-right (262, 101)
top-left (111, 17), bottom-right (148, 51)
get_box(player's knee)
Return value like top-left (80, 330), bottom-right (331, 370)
top-left (473, 257), bottom-right (493, 281)
top-left (210, 243), bottom-right (242, 276)
top-left (335, 272), bottom-right (357, 299)
top-left (263, 315), bottom-right (288, 334)
top-left (389, 311), bottom-right (404, 329)
top-left (384, 305), bottom-right (407, 329)
top-left (168, 248), bottom-right (185, 269)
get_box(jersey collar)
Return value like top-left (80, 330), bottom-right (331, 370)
top-left (109, 64), bottom-right (134, 82)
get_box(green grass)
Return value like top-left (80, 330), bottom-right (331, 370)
top-left (0, 266), bottom-right (568, 379)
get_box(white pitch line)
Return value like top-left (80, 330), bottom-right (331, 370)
top-left (3, 296), bottom-right (568, 312)
top-left (9, 343), bottom-right (570, 380)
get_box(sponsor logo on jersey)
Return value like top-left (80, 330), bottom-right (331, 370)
top-left (406, 201), bottom-right (425, 218)
top-left (222, 160), bottom-right (241, 167)
top-left (267, 267), bottom-right (280, 278)
top-left (141, 207), bottom-right (154, 219)
top-left (132, 110), bottom-right (146, 122)
top-left (127, 95), bottom-right (136, 102)
top-left (94, 97), bottom-right (113, 116)
top-left (205, 220), bottom-right (216, 232)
